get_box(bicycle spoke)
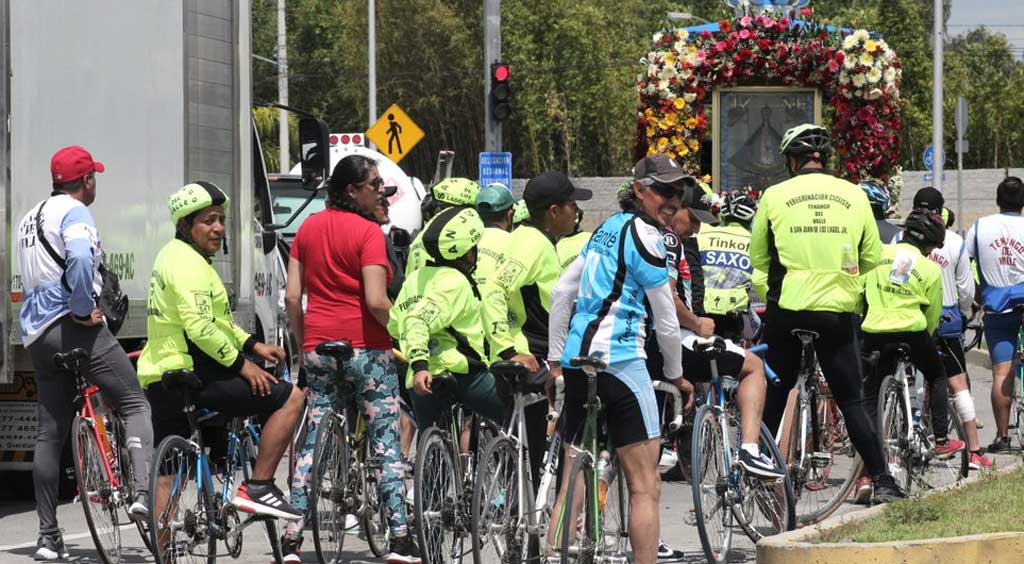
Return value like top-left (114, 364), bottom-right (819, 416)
top-left (151, 437), bottom-right (210, 564)
top-left (73, 417), bottom-right (121, 564)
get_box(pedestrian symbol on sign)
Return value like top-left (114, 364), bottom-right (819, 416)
top-left (386, 114), bottom-right (403, 155)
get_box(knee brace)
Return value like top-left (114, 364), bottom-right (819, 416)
top-left (952, 390), bottom-right (976, 423)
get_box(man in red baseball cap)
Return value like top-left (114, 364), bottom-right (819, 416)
top-left (49, 145), bottom-right (105, 204)
top-left (17, 145), bottom-right (153, 560)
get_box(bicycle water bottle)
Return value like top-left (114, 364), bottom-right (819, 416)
top-left (841, 243), bottom-right (859, 275)
top-left (597, 451), bottom-right (612, 510)
top-left (910, 371), bottom-right (924, 427)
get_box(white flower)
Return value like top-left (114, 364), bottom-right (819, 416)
top-left (679, 68), bottom-right (693, 80)
top-left (860, 53), bottom-right (874, 67)
top-left (677, 29), bottom-right (689, 42)
top-left (843, 35), bottom-right (858, 50)
top-left (657, 79), bottom-right (671, 93)
top-left (662, 65), bottom-right (678, 79)
top-left (867, 88), bottom-right (883, 100)
top-left (852, 74), bottom-right (867, 88)
top-left (653, 32), bottom-right (664, 44)
top-left (867, 67), bottom-right (882, 83)
top-left (884, 67), bottom-right (897, 84)
top-left (855, 29), bottom-right (870, 42)
top-left (645, 83), bottom-right (657, 95)
top-left (844, 56), bottom-right (857, 70)
top-left (839, 72), bottom-right (851, 84)
top-left (683, 92), bottom-right (697, 103)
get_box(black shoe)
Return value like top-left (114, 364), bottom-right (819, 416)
top-left (233, 481), bottom-right (303, 521)
top-left (386, 535), bottom-right (422, 564)
top-left (128, 491), bottom-right (150, 520)
top-left (282, 535), bottom-right (303, 564)
top-left (657, 540), bottom-right (685, 561)
top-left (34, 531), bottom-right (70, 561)
top-left (737, 449), bottom-right (786, 480)
top-left (986, 436), bottom-right (1012, 454)
top-left (870, 474), bottom-right (907, 505)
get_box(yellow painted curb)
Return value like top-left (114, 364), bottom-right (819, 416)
top-left (758, 461), bottom-right (1024, 564)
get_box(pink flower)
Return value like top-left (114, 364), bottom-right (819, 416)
top-left (778, 17), bottom-right (791, 30)
top-left (700, 30), bottom-right (713, 40)
top-left (828, 59), bottom-right (840, 73)
top-left (801, 8), bottom-right (813, 18)
top-left (739, 29), bottom-right (751, 40)
top-left (740, 16), bottom-right (752, 28)
top-left (715, 41), bottom-right (727, 53)
top-left (759, 16), bottom-right (775, 29)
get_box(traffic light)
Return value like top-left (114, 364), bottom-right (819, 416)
top-left (490, 62), bottom-right (512, 122)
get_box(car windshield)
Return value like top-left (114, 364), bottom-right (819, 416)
top-left (271, 181), bottom-right (326, 238)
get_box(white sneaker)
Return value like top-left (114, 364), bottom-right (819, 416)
top-left (345, 514), bottom-right (359, 530)
top-left (658, 448), bottom-right (678, 469)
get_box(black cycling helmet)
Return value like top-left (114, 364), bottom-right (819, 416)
top-left (723, 192), bottom-right (757, 223)
top-left (902, 208), bottom-right (946, 249)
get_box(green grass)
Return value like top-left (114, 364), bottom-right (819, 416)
top-left (816, 465), bottom-right (1024, 543)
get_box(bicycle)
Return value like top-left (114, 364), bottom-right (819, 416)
top-left (1008, 306), bottom-right (1024, 449)
top-left (148, 369), bottom-right (284, 564)
top-left (963, 307), bottom-right (985, 353)
top-left (770, 331), bottom-right (862, 525)
top-left (414, 373), bottom-right (500, 564)
top-left (690, 337), bottom-right (795, 564)
top-left (308, 341), bottom-right (404, 564)
top-left (56, 348), bottom-right (152, 564)
top-left (875, 343), bottom-right (969, 495)
top-left (552, 356), bottom-right (684, 564)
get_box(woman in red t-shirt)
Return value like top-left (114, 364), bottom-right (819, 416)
top-left (283, 155), bottom-right (419, 563)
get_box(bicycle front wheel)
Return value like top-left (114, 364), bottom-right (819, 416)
top-left (72, 416), bottom-right (122, 564)
top-left (472, 436), bottom-right (524, 564)
top-left (878, 376), bottom-right (913, 493)
top-left (416, 427), bottom-right (462, 564)
top-left (735, 423), bottom-right (796, 543)
top-left (691, 404), bottom-right (732, 564)
top-left (311, 413), bottom-right (351, 564)
top-left (916, 401), bottom-right (969, 491)
top-left (1014, 370), bottom-right (1024, 449)
top-left (360, 438), bottom-right (389, 558)
top-left (149, 435), bottom-right (216, 564)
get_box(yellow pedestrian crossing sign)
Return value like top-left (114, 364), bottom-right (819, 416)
top-left (366, 104), bottom-right (424, 164)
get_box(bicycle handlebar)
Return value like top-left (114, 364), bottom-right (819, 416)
top-left (651, 381), bottom-right (685, 432)
top-left (746, 343), bottom-right (781, 385)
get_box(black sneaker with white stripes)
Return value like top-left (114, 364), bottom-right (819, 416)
top-left (737, 449), bottom-right (785, 479)
top-left (232, 481), bottom-right (302, 520)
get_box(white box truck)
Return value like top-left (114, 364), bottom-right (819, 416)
top-left (0, 0), bottom-right (330, 470)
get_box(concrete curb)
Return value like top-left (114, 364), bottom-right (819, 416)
top-left (757, 460), bottom-right (1024, 564)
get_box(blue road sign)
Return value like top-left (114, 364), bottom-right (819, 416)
top-left (923, 146), bottom-right (945, 171)
top-left (479, 152), bottom-right (513, 192)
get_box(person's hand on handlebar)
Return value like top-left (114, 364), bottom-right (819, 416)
top-left (414, 370), bottom-right (433, 396)
top-left (240, 359), bottom-right (278, 397)
top-left (253, 342), bottom-right (287, 364)
top-left (672, 377), bottom-right (696, 414)
top-left (695, 317), bottom-right (715, 338)
top-left (512, 354), bottom-right (540, 374)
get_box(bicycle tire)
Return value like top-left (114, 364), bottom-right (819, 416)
top-left (690, 404), bottom-right (732, 564)
top-left (1014, 367), bottom-right (1024, 449)
top-left (149, 435), bottom-right (217, 564)
top-left (559, 451), bottom-right (596, 564)
top-left (735, 422), bottom-right (797, 543)
top-left (415, 426), bottom-right (461, 564)
top-left (877, 375), bottom-right (913, 493)
top-left (601, 461), bottom-right (629, 558)
top-left (472, 436), bottom-right (523, 564)
top-left (311, 413), bottom-right (350, 564)
top-left (72, 416), bottom-right (122, 564)
top-left (916, 400), bottom-right (970, 491)
top-left (788, 394), bottom-right (862, 525)
top-left (361, 439), bottom-right (389, 559)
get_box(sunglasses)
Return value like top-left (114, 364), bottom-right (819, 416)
top-left (360, 177), bottom-right (385, 189)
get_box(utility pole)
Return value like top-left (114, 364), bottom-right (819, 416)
top-left (369, 0), bottom-right (377, 131)
top-left (932, 0), bottom-right (944, 191)
top-left (277, 0), bottom-right (289, 173)
top-left (484, 0), bottom-right (501, 152)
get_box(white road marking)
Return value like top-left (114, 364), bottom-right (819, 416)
top-left (0, 524), bottom-right (138, 552)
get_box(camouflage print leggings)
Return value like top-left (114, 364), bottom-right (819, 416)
top-left (285, 348), bottom-right (410, 539)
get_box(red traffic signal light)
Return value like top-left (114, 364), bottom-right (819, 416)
top-left (490, 63), bottom-right (512, 122)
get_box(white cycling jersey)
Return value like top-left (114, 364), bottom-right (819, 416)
top-left (966, 213), bottom-right (1024, 313)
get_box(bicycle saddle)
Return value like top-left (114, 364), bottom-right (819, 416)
top-left (790, 329), bottom-right (820, 342)
top-left (315, 340), bottom-right (354, 362)
top-left (490, 361), bottom-right (547, 393)
top-left (570, 356), bottom-right (608, 371)
top-left (431, 373), bottom-right (458, 395)
top-left (693, 336), bottom-right (728, 354)
top-left (162, 369), bottom-right (204, 392)
top-left (53, 348), bottom-right (89, 372)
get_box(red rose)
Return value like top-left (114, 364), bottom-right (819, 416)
top-left (778, 17), bottom-right (791, 30)
top-left (758, 39), bottom-right (772, 51)
top-left (801, 8), bottom-right (813, 17)
top-left (715, 41), bottom-right (727, 53)
top-left (700, 30), bottom-right (713, 40)
top-left (828, 59), bottom-right (840, 73)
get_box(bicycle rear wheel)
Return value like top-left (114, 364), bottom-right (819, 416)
top-left (311, 413), bottom-right (351, 564)
top-left (72, 416), bottom-right (122, 564)
top-left (735, 423), bottom-right (796, 543)
top-left (416, 427), bottom-right (462, 564)
top-left (472, 436), bottom-right (524, 564)
top-left (878, 376), bottom-right (913, 493)
top-left (149, 435), bottom-right (216, 564)
top-left (361, 439), bottom-right (389, 558)
top-left (600, 461), bottom-right (629, 558)
top-left (690, 404), bottom-right (732, 564)
top-left (1014, 369), bottom-right (1024, 449)
top-left (916, 401), bottom-right (969, 491)
top-left (559, 451), bottom-right (596, 564)
top-left (788, 394), bottom-right (861, 525)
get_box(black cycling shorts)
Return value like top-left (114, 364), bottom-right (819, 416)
top-left (938, 336), bottom-right (968, 378)
top-left (146, 364), bottom-right (294, 444)
top-left (561, 368), bottom-right (653, 449)
top-left (680, 333), bottom-right (746, 382)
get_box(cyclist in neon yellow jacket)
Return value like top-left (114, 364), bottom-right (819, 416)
top-left (750, 123), bottom-right (901, 502)
top-left (388, 206), bottom-right (508, 429)
top-left (555, 208), bottom-right (592, 272)
top-left (138, 182), bottom-right (304, 521)
top-left (861, 209), bottom-right (965, 458)
top-left (698, 191), bottom-right (767, 340)
top-left (404, 177), bottom-right (480, 278)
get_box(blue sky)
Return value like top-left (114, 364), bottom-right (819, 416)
top-left (948, 0), bottom-right (1024, 55)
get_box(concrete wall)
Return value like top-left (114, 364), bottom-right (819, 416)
top-left (512, 168), bottom-right (1023, 233)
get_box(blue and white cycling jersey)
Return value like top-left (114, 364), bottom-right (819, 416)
top-left (562, 212), bottom-right (670, 367)
top-left (16, 194), bottom-right (104, 345)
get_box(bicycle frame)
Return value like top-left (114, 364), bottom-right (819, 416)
top-left (76, 375), bottom-right (122, 495)
top-left (502, 390), bottom-right (548, 535)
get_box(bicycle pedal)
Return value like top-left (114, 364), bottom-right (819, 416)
top-left (809, 451), bottom-right (832, 467)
